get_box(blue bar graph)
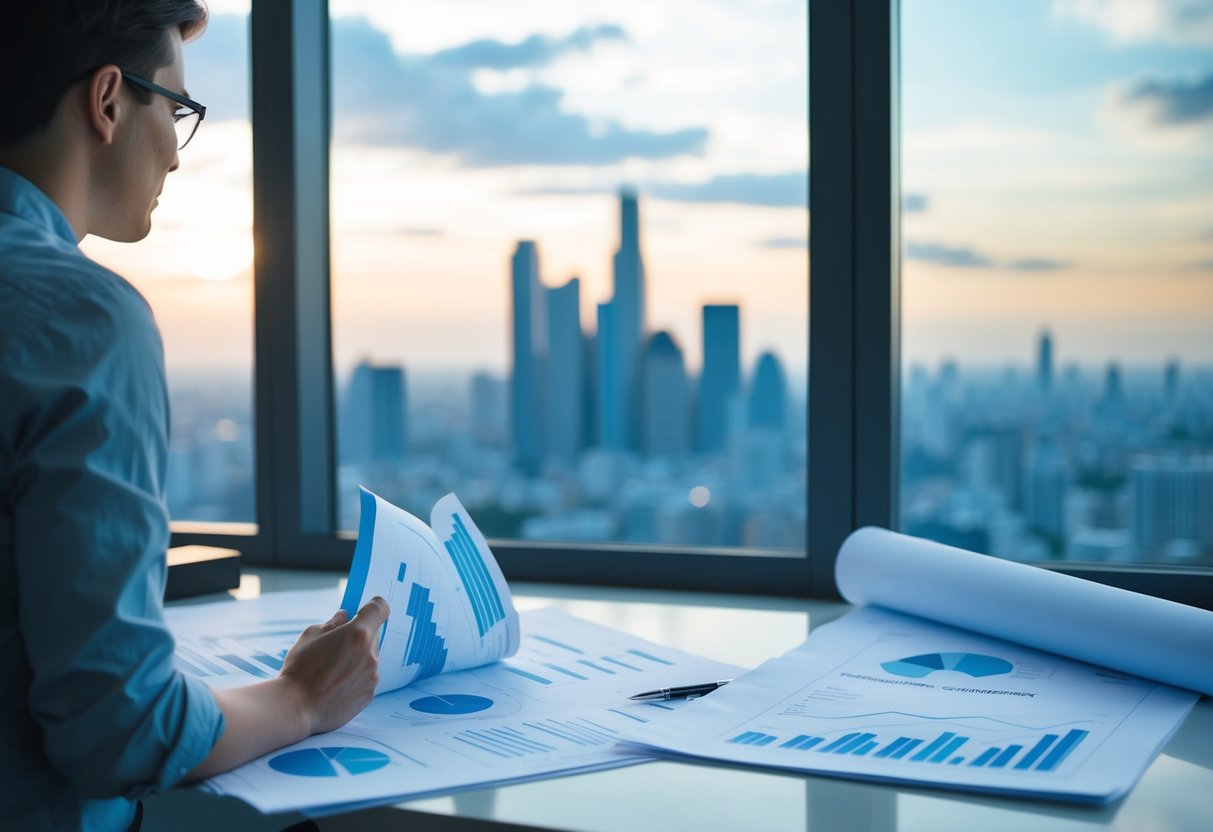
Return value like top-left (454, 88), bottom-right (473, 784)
top-left (501, 665), bottom-right (552, 685)
top-left (1014, 734), bottom-right (1059, 770)
top-left (577, 659), bottom-right (616, 675)
top-left (991, 744), bottom-right (1022, 767)
top-left (601, 656), bottom-right (643, 671)
top-left (627, 649), bottom-right (674, 666)
top-left (531, 635), bottom-right (584, 654)
top-left (874, 737), bottom-right (911, 759)
top-left (404, 583), bottom-right (448, 680)
top-left (253, 651), bottom-right (284, 671)
top-left (911, 731), bottom-right (956, 762)
top-left (443, 514), bottom-right (505, 638)
top-left (720, 725), bottom-right (1088, 775)
top-left (542, 662), bottom-right (589, 680)
top-left (971, 748), bottom-right (1000, 767)
top-left (929, 736), bottom-right (968, 763)
top-left (820, 733), bottom-right (861, 753)
top-left (609, 708), bottom-right (649, 723)
top-left (833, 733), bottom-right (876, 754)
top-left (729, 731), bottom-right (779, 746)
top-left (175, 656), bottom-right (208, 676)
top-left (1037, 730), bottom-right (1089, 772)
top-left (889, 739), bottom-right (923, 759)
top-left (218, 653), bottom-right (270, 679)
top-left (396, 563), bottom-right (407, 582)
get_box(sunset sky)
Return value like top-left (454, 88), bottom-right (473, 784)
top-left (81, 0), bottom-right (1213, 386)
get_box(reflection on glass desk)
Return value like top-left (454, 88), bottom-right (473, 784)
top-left (147, 570), bottom-right (1213, 832)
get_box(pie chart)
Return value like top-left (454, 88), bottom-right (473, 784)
top-left (881, 652), bottom-right (1013, 679)
top-left (409, 694), bottom-right (495, 715)
top-left (268, 746), bottom-right (390, 777)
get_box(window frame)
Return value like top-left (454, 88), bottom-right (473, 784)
top-left (169, 0), bottom-right (1213, 609)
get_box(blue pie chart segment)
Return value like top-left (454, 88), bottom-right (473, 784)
top-left (409, 694), bottom-right (495, 715)
top-left (882, 652), bottom-right (1013, 679)
top-left (269, 746), bottom-right (390, 777)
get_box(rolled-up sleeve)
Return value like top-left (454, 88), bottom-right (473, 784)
top-left (4, 275), bottom-right (223, 799)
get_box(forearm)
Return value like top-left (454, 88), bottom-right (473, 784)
top-left (183, 678), bottom-right (311, 782)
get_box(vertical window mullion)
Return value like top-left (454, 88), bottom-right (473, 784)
top-left (809, 0), bottom-right (898, 597)
top-left (251, 0), bottom-right (336, 566)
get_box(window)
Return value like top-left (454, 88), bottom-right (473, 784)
top-left (900, 0), bottom-right (1213, 569)
top-left (82, 1), bottom-right (255, 525)
top-left (164, 1), bottom-right (1208, 604)
top-left (329, 1), bottom-right (808, 552)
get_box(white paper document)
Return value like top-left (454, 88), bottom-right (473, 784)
top-left (621, 606), bottom-right (1199, 803)
top-left (168, 590), bottom-right (743, 814)
top-left (341, 488), bottom-right (520, 694)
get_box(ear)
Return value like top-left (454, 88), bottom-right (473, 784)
top-left (84, 65), bottom-right (125, 146)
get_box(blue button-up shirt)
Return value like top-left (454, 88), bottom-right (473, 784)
top-left (0, 167), bottom-right (223, 831)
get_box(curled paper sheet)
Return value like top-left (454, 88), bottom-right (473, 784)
top-left (836, 527), bottom-right (1213, 697)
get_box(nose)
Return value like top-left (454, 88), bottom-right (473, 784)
top-left (169, 149), bottom-right (180, 173)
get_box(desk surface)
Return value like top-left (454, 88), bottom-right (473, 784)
top-left (148, 570), bottom-right (1213, 832)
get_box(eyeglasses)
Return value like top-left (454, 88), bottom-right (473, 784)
top-left (121, 72), bottom-right (207, 150)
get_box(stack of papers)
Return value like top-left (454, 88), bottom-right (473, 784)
top-left (169, 591), bottom-right (741, 813)
top-left (168, 486), bottom-right (742, 814)
top-left (619, 527), bottom-right (1208, 803)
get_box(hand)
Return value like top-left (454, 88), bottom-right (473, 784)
top-left (278, 596), bottom-right (390, 735)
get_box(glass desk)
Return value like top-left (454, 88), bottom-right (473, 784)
top-left (146, 570), bottom-right (1213, 831)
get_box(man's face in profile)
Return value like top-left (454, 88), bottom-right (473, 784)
top-left (94, 27), bottom-right (187, 243)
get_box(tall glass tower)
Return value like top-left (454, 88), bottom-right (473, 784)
top-left (510, 241), bottom-right (546, 472)
top-left (698, 304), bottom-right (741, 453)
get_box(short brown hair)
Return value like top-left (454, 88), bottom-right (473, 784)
top-left (0, 0), bottom-right (208, 145)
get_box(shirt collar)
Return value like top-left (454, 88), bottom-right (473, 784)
top-left (0, 165), bottom-right (78, 246)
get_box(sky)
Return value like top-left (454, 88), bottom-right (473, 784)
top-left (80, 0), bottom-right (1213, 387)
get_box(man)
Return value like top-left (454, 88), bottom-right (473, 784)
top-left (0, 4), bottom-right (388, 830)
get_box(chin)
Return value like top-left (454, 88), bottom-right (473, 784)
top-left (96, 217), bottom-right (153, 244)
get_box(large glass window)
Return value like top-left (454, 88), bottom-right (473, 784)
top-left (900, 1), bottom-right (1213, 567)
top-left (329, 1), bottom-right (808, 550)
top-left (82, 2), bottom-right (254, 524)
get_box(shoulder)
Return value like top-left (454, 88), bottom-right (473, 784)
top-left (0, 230), bottom-right (161, 377)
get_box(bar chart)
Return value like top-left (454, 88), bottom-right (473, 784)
top-left (451, 717), bottom-right (621, 760)
top-left (404, 582), bottom-right (449, 679)
top-left (442, 512), bottom-right (506, 638)
top-left (725, 726), bottom-right (1090, 773)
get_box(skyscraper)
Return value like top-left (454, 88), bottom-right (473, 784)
top-left (603, 190), bottom-right (646, 452)
top-left (545, 277), bottom-right (583, 462)
top-left (340, 360), bottom-right (408, 465)
top-left (698, 304), bottom-right (741, 453)
top-left (510, 241), bottom-right (546, 472)
top-left (596, 301), bottom-right (621, 450)
top-left (640, 331), bottom-right (690, 457)
top-left (1131, 455), bottom-right (1213, 557)
top-left (749, 351), bottom-right (788, 431)
top-left (1037, 329), bottom-right (1054, 394)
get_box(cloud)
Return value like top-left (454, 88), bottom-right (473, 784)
top-left (1053, 0), bottom-right (1213, 46)
top-left (520, 170), bottom-right (808, 208)
top-left (647, 172), bottom-right (808, 208)
top-left (905, 242), bottom-right (1073, 271)
top-left (903, 193), bottom-right (929, 213)
top-left (756, 236), bottom-right (808, 249)
top-left (1114, 72), bottom-right (1213, 128)
top-left (905, 242), bottom-right (993, 268)
top-left (431, 24), bottom-right (627, 70)
top-left (331, 17), bottom-right (707, 166)
top-left (1006, 258), bottom-right (1073, 271)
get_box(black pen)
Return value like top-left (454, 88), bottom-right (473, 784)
top-left (628, 680), bottom-right (733, 701)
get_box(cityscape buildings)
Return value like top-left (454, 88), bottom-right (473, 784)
top-left (159, 191), bottom-right (1211, 566)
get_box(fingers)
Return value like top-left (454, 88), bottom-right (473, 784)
top-left (353, 596), bottom-right (390, 632)
top-left (323, 609), bottom-right (349, 630)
